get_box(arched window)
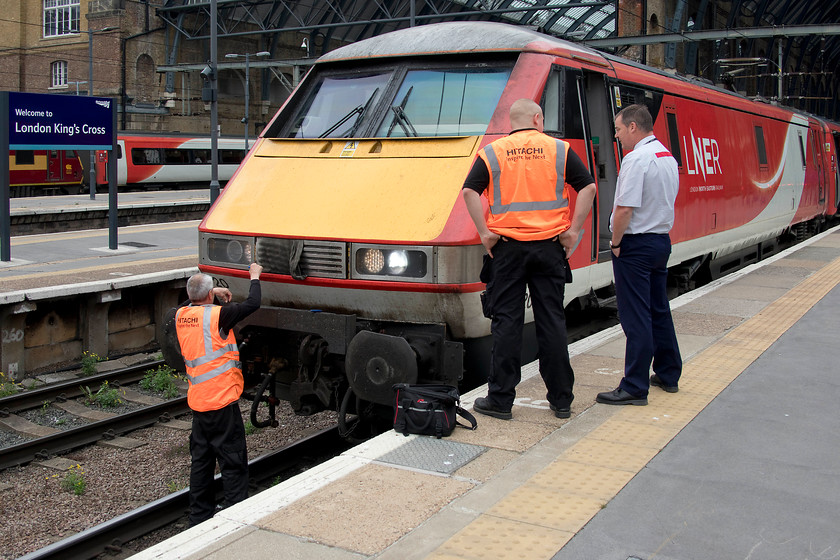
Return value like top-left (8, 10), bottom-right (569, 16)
top-left (51, 60), bottom-right (68, 88)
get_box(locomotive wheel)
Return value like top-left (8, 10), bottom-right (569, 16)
top-left (337, 386), bottom-right (380, 445)
top-left (250, 372), bottom-right (278, 429)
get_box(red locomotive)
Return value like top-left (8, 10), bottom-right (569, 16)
top-left (8, 149), bottom-right (84, 196)
top-left (160, 21), bottom-right (839, 438)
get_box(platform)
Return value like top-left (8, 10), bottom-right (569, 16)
top-left (0, 193), bottom-right (201, 294)
top-left (125, 226), bottom-right (840, 560)
top-left (5, 189), bottom-right (210, 236)
top-left (0, 196), bottom-right (203, 378)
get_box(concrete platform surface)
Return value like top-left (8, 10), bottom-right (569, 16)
top-left (127, 227), bottom-right (840, 560)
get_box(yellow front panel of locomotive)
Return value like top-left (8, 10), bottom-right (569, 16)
top-left (206, 136), bottom-right (480, 241)
top-left (9, 154), bottom-right (47, 170)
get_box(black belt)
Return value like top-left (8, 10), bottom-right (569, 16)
top-left (500, 235), bottom-right (560, 243)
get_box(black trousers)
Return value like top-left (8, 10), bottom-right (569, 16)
top-left (189, 401), bottom-right (249, 526)
top-left (485, 238), bottom-right (574, 411)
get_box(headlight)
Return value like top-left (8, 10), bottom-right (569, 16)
top-left (207, 237), bottom-right (253, 266)
top-left (387, 250), bottom-right (408, 275)
top-left (361, 248), bottom-right (386, 274)
top-left (353, 246), bottom-right (430, 281)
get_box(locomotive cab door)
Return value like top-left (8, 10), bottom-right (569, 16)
top-left (541, 67), bottom-right (604, 280)
top-left (579, 71), bottom-right (620, 260)
top-left (810, 124), bottom-right (826, 207)
top-left (542, 66), bottom-right (620, 265)
top-left (46, 150), bottom-right (64, 183)
top-left (833, 132), bottom-right (840, 213)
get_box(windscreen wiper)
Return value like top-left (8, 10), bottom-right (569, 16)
top-left (318, 88), bottom-right (379, 138)
top-left (386, 86), bottom-right (417, 137)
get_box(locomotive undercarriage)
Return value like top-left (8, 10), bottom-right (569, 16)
top-left (236, 305), bottom-right (463, 441)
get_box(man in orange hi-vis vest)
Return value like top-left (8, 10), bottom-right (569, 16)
top-left (462, 98), bottom-right (596, 421)
top-left (175, 262), bottom-right (262, 526)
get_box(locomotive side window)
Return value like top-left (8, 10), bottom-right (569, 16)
top-left (540, 67), bottom-right (585, 141)
top-left (376, 68), bottom-right (510, 137)
top-left (132, 148), bottom-right (161, 165)
top-left (15, 151), bottom-right (34, 165)
top-left (192, 149), bottom-right (210, 163)
top-left (163, 149), bottom-right (188, 164)
top-left (798, 132), bottom-right (806, 168)
top-left (220, 150), bottom-right (245, 164)
top-left (287, 72), bottom-right (392, 138)
top-left (542, 69), bottom-right (563, 136)
top-left (754, 125), bottom-right (768, 166)
top-left (666, 112), bottom-right (682, 168)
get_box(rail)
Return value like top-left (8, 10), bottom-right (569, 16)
top-left (17, 426), bottom-right (350, 560)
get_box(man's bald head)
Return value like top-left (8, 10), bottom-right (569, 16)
top-left (509, 99), bottom-right (543, 131)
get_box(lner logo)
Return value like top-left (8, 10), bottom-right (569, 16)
top-left (683, 129), bottom-right (722, 181)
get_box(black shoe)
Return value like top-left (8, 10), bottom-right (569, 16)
top-left (550, 404), bottom-right (571, 419)
top-left (650, 374), bottom-right (678, 393)
top-left (596, 388), bottom-right (647, 406)
top-left (474, 397), bottom-right (512, 420)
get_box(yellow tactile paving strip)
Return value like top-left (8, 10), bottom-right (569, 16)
top-left (428, 255), bottom-right (840, 560)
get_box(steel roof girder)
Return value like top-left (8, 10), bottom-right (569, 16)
top-left (322, 0), bottom-right (351, 23)
top-left (584, 23), bottom-right (840, 48)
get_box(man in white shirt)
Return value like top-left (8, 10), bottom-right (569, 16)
top-left (597, 104), bottom-right (682, 406)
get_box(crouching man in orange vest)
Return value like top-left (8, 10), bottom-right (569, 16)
top-left (175, 262), bottom-right (262, 526)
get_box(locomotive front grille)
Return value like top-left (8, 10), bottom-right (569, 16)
top-left (256, 238), bottom-right (346, 279)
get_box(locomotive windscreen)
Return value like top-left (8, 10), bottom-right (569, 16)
top-left (273, 61), bottom-right (512, 140)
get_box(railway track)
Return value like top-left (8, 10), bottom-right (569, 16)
top-left (0, 360), bottom-right (191, 471)
top-left (0, 360), bottom-right (165, 414)
top-left (18, 426), bottom-right (352, 560)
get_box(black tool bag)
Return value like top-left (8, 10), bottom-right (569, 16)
top-left (393, 383), bottom-right (477, 438)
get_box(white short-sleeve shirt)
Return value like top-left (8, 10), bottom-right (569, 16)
top-left (610, 136), bottom-right (679, 234)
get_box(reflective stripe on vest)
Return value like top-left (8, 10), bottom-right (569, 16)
top-left (188, 358), bottom-right (242, 385)
top-left (483, 138), bottom-right (569, 214)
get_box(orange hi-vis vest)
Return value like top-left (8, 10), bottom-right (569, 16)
top-left (478, 129), bottom-right (572, 241)
top-left (175, 304), bottom-right (243, 412)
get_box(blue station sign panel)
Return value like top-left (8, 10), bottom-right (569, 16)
top-left (8, 91), bottom-right (114, 150)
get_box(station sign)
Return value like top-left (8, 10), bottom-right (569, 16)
top-left (8, 91), bottom-right (113, 150)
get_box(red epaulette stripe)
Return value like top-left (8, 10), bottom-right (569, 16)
top-left (655, 151), bottom-right (672, 158)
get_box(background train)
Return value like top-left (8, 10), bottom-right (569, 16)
top-left (94, 133), bottom-right (246, 190)
top-left (160, 21), bottom-right (839, 440)
top-left (8, 149), bottom-right (84, 196)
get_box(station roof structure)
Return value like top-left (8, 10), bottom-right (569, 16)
top-left (157, 0), bottom-right (840, 120)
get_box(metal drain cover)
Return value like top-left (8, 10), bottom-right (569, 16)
top-left (377, 436), bottom-right (485, 474)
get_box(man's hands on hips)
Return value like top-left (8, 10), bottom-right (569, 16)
top-left (480, 231), bottom-right (501, 257)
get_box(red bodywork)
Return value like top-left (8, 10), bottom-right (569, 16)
top-left (9, 149), bottom-right (84, 190)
